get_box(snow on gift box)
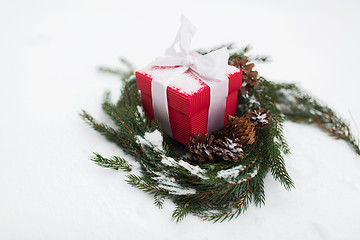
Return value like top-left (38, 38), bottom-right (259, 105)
top-left (136, 16), bottom-right (242, 145)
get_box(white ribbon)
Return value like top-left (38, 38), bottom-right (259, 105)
top-left (150, 15), bottom-right (230, 137)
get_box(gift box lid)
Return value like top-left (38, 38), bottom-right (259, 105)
top-left (136, 65), bottom-right (242, 116)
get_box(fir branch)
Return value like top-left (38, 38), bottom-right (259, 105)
top-left (229, 183), bottom-right (252, 220)
top-left (125, 174), bottom-right (161, 195)
top-left (154, 193), bottom-right (165, 209)
top-left (119, 57), bottom-right (135, 73)
top-left (251, 175), bottom-right (266, 207)
top-left (239, 85), bottom-right (295, 190)
top-left (267, 120), bottom-right (294, 190)
top-left (80, 110), bottom-right (125, 145)
top-left (102, 101), bottom-right (137, 138)
top-left (98, 58), bottom-right (134, 80)
top-left (202, 182), bottom-right (252, 223)
top-left (172, 203), bottom-right (191, 223)
top-left (91, 152), bottom-right (132, 172)
top-left (195, 42), bottom-right (235, 55)
top-left (253, 79), bottom-right (360, 155)
top-left (98, 66), bottom-right (123, 75)
top-left (268, 151), bottom-right (294, 190)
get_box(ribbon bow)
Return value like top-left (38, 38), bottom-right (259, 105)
top-left (151, 15), bottom-right (229, 81)
top-left (149, 15), bottom-right (230, 138)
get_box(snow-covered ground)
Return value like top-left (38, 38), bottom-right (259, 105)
top-left (1, 0), bottom-right (360, 239)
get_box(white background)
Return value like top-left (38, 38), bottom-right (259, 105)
top-left (1, 0), bottom-right (360, 239)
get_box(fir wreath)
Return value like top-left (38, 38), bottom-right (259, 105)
top-left (81, 44), bottom-right (360, 222)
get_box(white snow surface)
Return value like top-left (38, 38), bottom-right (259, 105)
top-left (1, 0), bottom-right (360, 239)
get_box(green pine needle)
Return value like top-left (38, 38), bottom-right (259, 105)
top-left (91, 152), bottom-right (132, 172)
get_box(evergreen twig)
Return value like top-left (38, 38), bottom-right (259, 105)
top-left (91, 152), bottom-right (132, 172)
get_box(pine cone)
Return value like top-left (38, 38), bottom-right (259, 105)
top-left (225, 115), bottom-right (256, 146)
top-left (249, 109), bottom-right (270, 128)
top-left (188, 133), bottom-right (216, 165)
top-left (231, 58), bottom-right (258, 94)
top-left (212, 137), bottom-right (243, 162)
top-left (187, 130), bottom-right (243, 165)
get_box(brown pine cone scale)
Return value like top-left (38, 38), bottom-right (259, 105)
top-left (225, 115), bottom-right (256, 146)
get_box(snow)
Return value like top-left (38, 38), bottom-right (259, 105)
top-left (221, 168), bottom-right (259, 184)
top-left (1, 0), bottom-right (360, 239)
top-left (136, 130), bottom-right (209, 179)
top-left (177, 160), bottom-right (208, 179)
top-left (136, 105), bottom-right (146, 122)
top-left (154, 174), bottom-right (196, 195)
top-left (161, 156), bottom-right (178, 166)
top-left (227, 65), bottom-right (240, 75)
top-left (217, 164), bottom-right (245, 178)
top-left (142, 66), bottom-right (204, 95)
top-left (140, 66), bottom-right (181, 80)
top-left (216, 164), bottom-right (259, 184)
top-left (168, 72), bottom-right (204, 95)
top-left (136, 130), bottom-right (163, 151)
top-left (161, 154), bottom-right (208, 179)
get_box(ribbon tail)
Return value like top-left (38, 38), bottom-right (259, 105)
top-left (165, 15), bottom-right (197, 57)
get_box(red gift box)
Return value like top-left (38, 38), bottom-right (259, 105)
top-left (136, 65), bottom-right (242, 145)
